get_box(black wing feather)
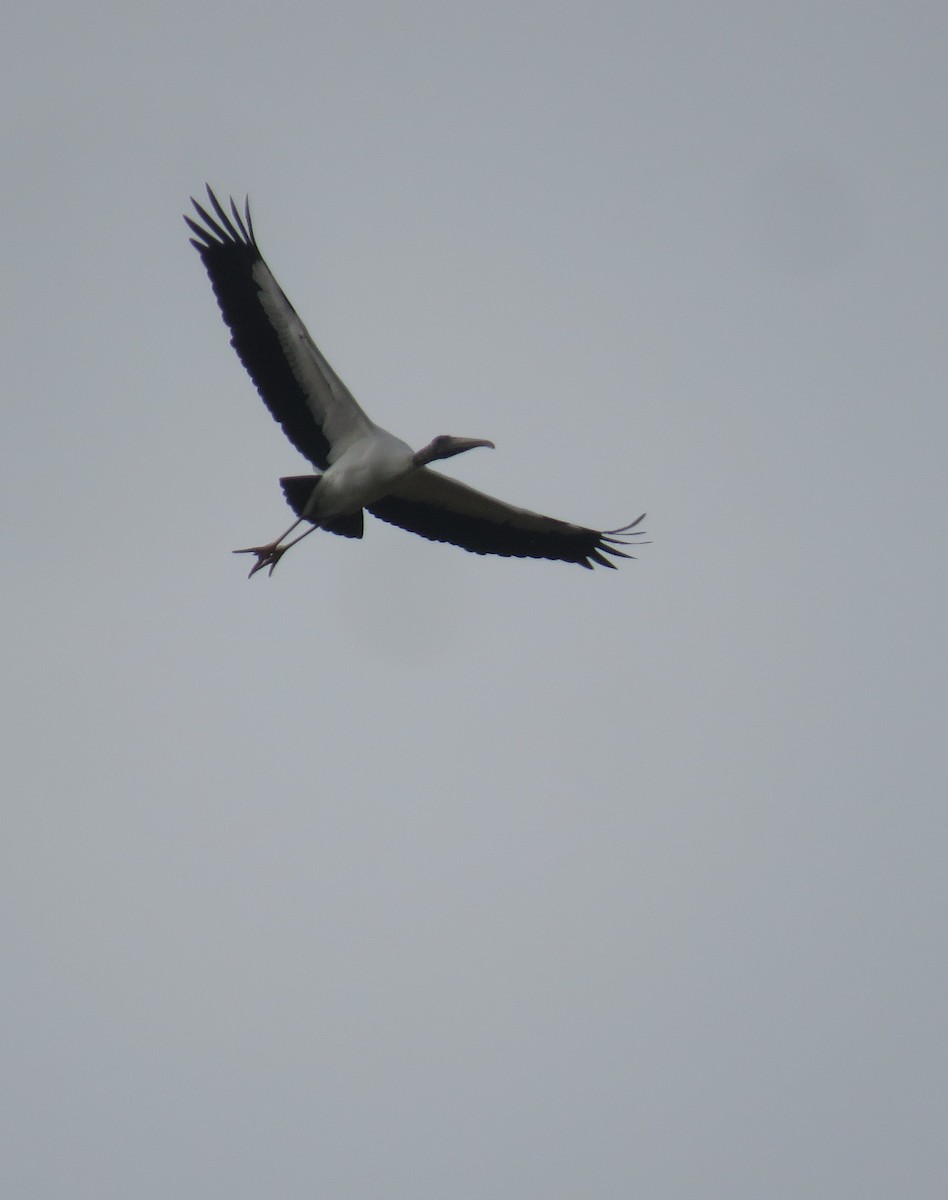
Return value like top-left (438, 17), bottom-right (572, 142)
top-left (186, 187), bottom-right (335, 468)
top-left (368, 493), bottom-right (645, 569)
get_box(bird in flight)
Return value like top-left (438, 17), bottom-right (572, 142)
top-left (186, 188), bottom-right (647, 576)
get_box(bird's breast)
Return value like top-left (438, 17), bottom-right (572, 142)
top-left (317, 434), bottom-right (415, 515)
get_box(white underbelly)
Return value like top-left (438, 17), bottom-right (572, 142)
top-left (317, 434), bottom-right (414, 515)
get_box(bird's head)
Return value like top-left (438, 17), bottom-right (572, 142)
top-left (412, 435), bottom-right (495, 467)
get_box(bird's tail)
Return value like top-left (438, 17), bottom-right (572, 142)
top-left (279, 475), bottom-right (364, 539)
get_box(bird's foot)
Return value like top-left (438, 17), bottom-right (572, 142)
top-left (233, 541), bottom-right (288, 578)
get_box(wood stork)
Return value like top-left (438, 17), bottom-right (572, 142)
top-left (185, 188), bottom-right (647, 576)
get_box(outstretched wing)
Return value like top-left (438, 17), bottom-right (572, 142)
top-left (369, 469), bottom-right (646, 569)
top-left (185, 187), bottom-right (375, 469)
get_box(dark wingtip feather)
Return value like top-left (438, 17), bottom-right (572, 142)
top-left (184, 213), bottom-right (215, 247)
top-left (187, 197), bottom-right (228, 243)
top-left (604, 513), bottom-right (647, 536)
top-left (590, 513), bottom-right (648, 568)
top-left (186, 189), bottom-right (256, 251)
top-left (206, 187), bottom-right (242, 242)
top-left (226, 195), bottom-right (256, 246)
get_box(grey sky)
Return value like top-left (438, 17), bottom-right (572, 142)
top-left (3, 2), bottom-right (947, 1197)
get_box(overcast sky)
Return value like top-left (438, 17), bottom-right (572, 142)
top-left (3, 2), bottom-right (947, 1197)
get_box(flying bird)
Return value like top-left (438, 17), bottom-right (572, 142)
top-left (185, 188), bottom-right (647, 576)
